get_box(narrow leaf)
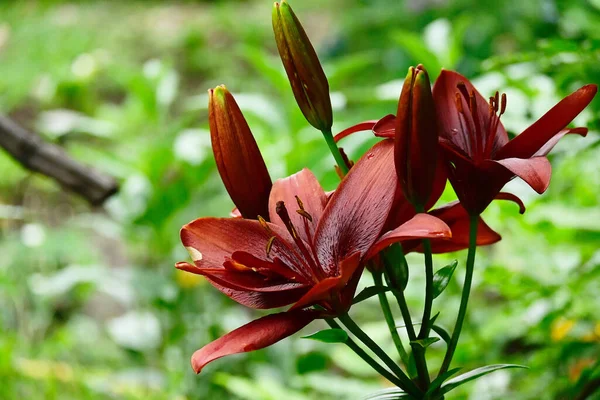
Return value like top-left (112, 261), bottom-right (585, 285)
top-left (432, 325), bottom-right (451, 344)
top-left (426, 368), bottom-right (462, 396)
top-left (410, 337), bottom-right (440, 349)
top-left (430, 312), bottom-right (440, 325)
top-left (433, 260), bottom-right (458, 298)
top-left (441, 364), bottom-right (528, 394)
top-left (352, 286), bottom-right (390, 304)
top-left (302, 328), bottom-right (348, 344)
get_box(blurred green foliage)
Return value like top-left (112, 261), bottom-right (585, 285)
top-left (0, 0), bottom-right (599, 399)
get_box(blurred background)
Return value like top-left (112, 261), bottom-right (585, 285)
top-left (0, 0), bottom-right (599, 399)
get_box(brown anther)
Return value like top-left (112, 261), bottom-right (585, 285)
top-left (276, 201), bottom-right (299, 239)
top-left (295, 195), bottom-right (305, 211)
top-left (339, 147), bottom-right (354, 171)
top-left (296, 209), bottom-right (313, 222)
top-left (265, 236), bottom-right (276, 257)
top-left (500, 93), bottom-right (507, 115)
top-left (455, 92), bottom-right (464, 113)
top-left (456, 82), bottom-right (469, 100)
top-left (295, 195), bottom-right (313, 222)
top-left (494, 91), bottom-right (500, 112)
top-left (469, 91), bottom-right (478, 115)
top-left (488, 97), bottom-right (495, 115)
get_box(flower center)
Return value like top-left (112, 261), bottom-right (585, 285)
top-left (455, 83), bottom-right (507, 161)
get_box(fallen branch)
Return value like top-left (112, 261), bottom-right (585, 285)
top-left (0, 115), bottom-right (119, 206)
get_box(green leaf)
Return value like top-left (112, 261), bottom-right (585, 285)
top-left (302, 329), bottom-right (348, 344)
top-left (433, 260), bottom-right (458, 298)
top-left (425, 367), bottom-right (462, 396)
top-left (440, 364), bottom-right (528, 394)
top-left (410, 337), bottom-right (440, 349)
top-left (352, 285), bottom-right (390, 304)
top-left (432, 325), bottom-right (451, 344)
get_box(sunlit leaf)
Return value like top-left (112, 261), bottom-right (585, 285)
top-left (425, 367), bottom-right (462, 396)
top-left (440, 364), bottom-right (528, 394)
top-left (433, 260), bottom-right (458, 298)
top-left (302, 329), bottom-right (348, 344)
top-left (410, 337), bottom-right (440, 349)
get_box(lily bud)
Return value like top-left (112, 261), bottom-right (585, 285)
top-left (272, 0), bottom-right (332, 131)
top-left (208, 85), bottom-right (272, 220)
top-left (395, 65), bottom-right (438, 208)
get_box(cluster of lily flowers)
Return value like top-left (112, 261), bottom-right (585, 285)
top-left (175, 1), bottom-right (597, 398)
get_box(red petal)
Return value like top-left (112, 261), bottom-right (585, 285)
top-left (497, 84), bottom-right (597, 159)
top-left (268, 168), bottom-right (327, 245)
top-left (314, 140), bottom-right (396, 276)
top-left (366, 213), bottom-right (451, 259)
top-left (433, 70), bottom-right (509, 157)
top-left (180, 218), bottom-right (315, 289)
top-left (175, 262), bottom-right (307, 309)
top-left (191, 310), bottom-right (318, 373)
top-left (289, 252), bottom-right (361, 311)
top-left (491, 157), bottom-right (552, 194)
top-left (334, 120), bottom-right (378, 142)
top-left (372, 114), bottom-right (396, 138)
top-left (176, 259), bottom-right (307, 306)
top-left (494, 192), bottom-right (526, 214)
top-left (405, 202), bottom-right (501, 254)
top-left (533, 127), bottom-right (588, 157)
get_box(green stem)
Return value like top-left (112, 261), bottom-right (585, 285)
top-left (321, 129), bottom-right (349, 175)
top-left (438, 214), bottom-right (479, 376)
top-left (373, 271), bottom-right (410, 368)
top-left (418, 237), bottom-right (434, 339)
top-left (325, 318), bottom-right (406, 388)
top-left (415, 203), bottom-right (434, 341)
top-left (337, 313), bottom-right (421, 397)
top-left (384, 249), bottom-right (430, 389)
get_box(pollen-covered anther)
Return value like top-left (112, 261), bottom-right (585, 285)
top-left (295, 195), bottom-right (313, 222)
top-left (265, 236), bottom-right (276, 257)
top-left (455, 92), bottom-right (464, 113)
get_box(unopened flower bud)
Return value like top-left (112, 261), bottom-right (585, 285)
top-left (209, 85), bottom-right (272, 219)
top-left (395, 65), bottom-right (438, 208)
top-left (272, 0), bottom-right (332, 131)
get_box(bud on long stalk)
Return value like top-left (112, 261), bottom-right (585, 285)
top-left (272, 0), bottom-right (332, 131)
top-left (208, 85), bottom-right (272, 220)
top-left (395, 65), bottom-right (438, 209)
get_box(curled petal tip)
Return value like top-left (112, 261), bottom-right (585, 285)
top-left (495, 192), bottom-right (526, 214)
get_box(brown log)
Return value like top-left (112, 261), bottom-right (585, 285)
top-left (0, 115), bottom-right (118, 205)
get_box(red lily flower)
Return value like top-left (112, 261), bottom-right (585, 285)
top-left (176, 140), bottom-right (451, 373)
top-left (334, 134), bottom-right (501, 254)
top-left (433, 70), bottom-right (597, 215)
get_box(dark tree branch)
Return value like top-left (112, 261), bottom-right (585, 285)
top-left (0, 115), bottom-right (119, 205)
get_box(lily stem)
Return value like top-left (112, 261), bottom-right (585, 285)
top-left (384, 249), bottom-right (430, 391)
top-left (337, 313), bottom-right (421, 397)
top-left (324, 318), bottom-right (406, 389)
top-left (373, 271), bottom-right (410, 369)
top-left (321, 129), bottom-right (349, 175)
top-left (416, 204), bottom-right (435, 340)
top-left (438, 214), bottom-right (479, 376)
